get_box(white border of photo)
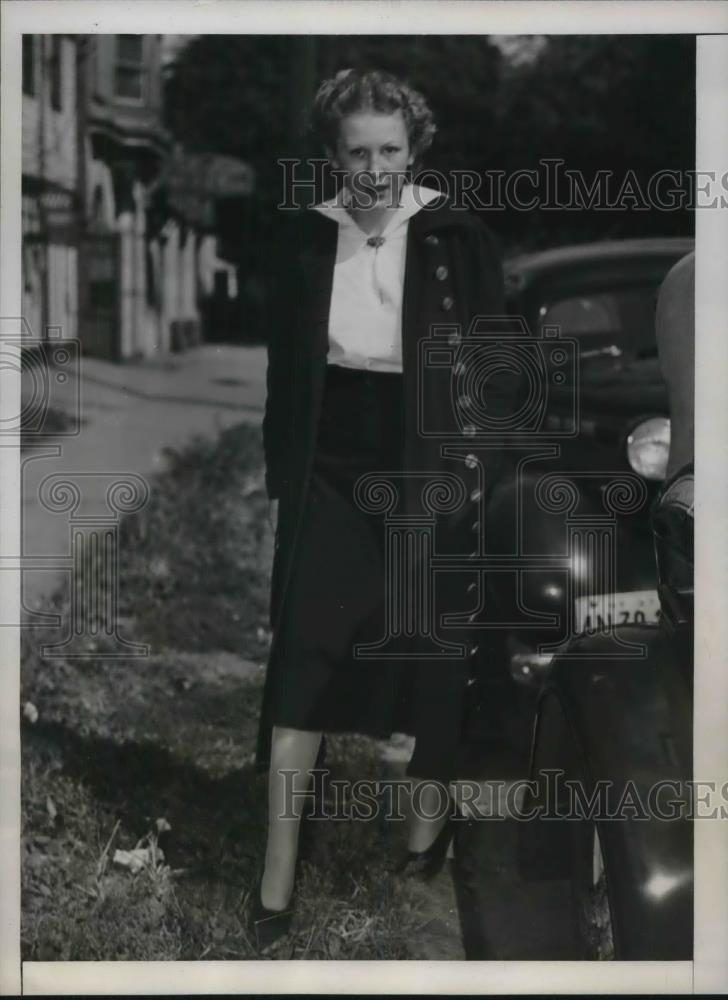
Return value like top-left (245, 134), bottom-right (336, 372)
top-left (2, 1), bottom-right (727, 995)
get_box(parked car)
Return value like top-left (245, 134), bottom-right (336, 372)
top-left (470, 237), bottom-right (695, 753)
top-left (517, 250), bottom-right (694, 959)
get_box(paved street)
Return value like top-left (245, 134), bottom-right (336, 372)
top-left (19, 344), bottom-right (267, 611)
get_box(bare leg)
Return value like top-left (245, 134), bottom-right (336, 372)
top-left (260, 725), bottom-right (323, 910)
top-left (407, 778), bottom-right (452, 853)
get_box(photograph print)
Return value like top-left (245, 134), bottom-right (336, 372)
top-left (11, 23), bottom-right (705, 974)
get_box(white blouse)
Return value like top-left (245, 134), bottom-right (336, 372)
top-left (312, 184), bottom-right (442, 372)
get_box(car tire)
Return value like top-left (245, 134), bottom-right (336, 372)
top-left (571, 817), bottom-right (616, 960)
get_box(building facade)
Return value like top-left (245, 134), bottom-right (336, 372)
top-left (22, 34), bottom-right (80, 346)
top-left (21, 34), bottom-right (239, 361)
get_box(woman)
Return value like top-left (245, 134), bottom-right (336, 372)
top-left (252, 68), bottom-right (510, 951)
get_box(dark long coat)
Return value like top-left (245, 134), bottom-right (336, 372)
top-left (255, 193), bottom-right (512, 779)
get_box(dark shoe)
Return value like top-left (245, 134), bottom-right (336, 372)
top-left (249, 882), bottom-right (294, 953)
top-left (395, 814), bottom-right (456, 881)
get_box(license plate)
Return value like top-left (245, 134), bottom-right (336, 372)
top-left (575, 590), bottom-right (661, 634)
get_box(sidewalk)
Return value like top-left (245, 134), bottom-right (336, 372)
top-left (19, 343), bottom-right (267, 611)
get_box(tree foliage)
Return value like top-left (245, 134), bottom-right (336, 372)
top-left (164, 34), bottom-right (695, 256)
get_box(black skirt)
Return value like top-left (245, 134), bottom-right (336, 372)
top-left (266, 362), bottom-right (418, 742)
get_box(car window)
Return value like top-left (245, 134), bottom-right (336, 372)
top-left (538, 287), bottom-right (658, 348)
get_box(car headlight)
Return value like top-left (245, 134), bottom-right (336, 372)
top-left (626, 417), bottom-right (671, 480)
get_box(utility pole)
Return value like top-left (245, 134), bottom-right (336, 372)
top-left (76, 35), bottom-right (88, 238)
top-left (287, 36), bottom-right (318, 206)
top-left (75, 35), bottom-right (88, 352)
top-left (288, 35), bottom-right (317, 151)
top-left (37, 35), bottom-right (49, 341)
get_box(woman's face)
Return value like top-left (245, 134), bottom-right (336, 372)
top-left (331, 110), bottom-right (414, 211)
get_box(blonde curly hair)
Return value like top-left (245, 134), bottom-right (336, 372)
top-left (310, 68), bottom-right (437, 162)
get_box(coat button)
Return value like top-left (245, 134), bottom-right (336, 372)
top-left (464, 453), bottom-right (478, 469)
top-left (447, 331), bottom-right (461, 346)
top-left (435, 265), bottom-right (449, 281)
top-left (462, 423), bottom-right (478, 437)
top-left (425, 234), bottom-right (440, 246)
top-left (470, 488), bottom-right (482, 502)
top-left (441, 296), bottom-right (454, 311)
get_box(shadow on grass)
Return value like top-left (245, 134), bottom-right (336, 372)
top-left (22, 719), bottom-right (420, 961)
top-left (24, 718), bottom-right (266, 877)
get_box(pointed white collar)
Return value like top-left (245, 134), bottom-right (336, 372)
top-left (312, 183), bottom-right (442, 235)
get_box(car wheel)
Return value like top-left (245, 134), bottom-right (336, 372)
top-left (571, 819), bottom-right (616, 960)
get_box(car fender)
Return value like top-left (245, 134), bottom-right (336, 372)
top-left (525, 625), bottom-right (692, 959)
top-left (485, 471), bottom-right (656, 644)
top-left (485, 468), bottom-right (574, 634)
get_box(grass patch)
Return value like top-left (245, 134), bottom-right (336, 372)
top-left (22, 730), bottom-right (184, 961)
top-left (21, 422), bottom-right (454, 961)
top-left (116, 426), bottom-right (274, 657)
